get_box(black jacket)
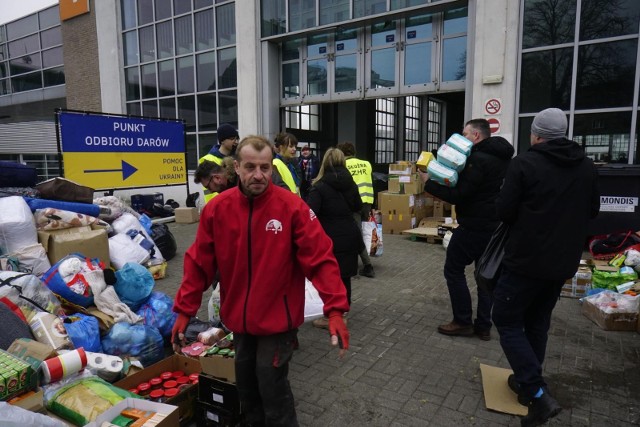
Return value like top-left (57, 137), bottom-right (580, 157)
top-left (307, 166), bottom-right (363, 278)
top-left (496, 138), bottom-right (600, 280)
top-left (424, 136), bottom-right (514, 231)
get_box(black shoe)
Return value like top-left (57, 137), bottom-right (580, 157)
top-left (521, 390), bottom-right (562, 427)
top-left (508, 374), bottom-right (529, 405)
top-left (474, 327), bottom-right (491, 341)
top-left (359, 264), bottom-right (375, 278)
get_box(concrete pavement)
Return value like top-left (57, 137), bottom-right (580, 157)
top-left (155, 222), bottom-right (640, 426)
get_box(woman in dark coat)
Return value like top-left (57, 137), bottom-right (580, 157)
top-left (306, 148), bottom-right (363, 329)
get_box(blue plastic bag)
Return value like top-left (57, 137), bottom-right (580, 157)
top-left (138, 214), bottom-right (153, 235)
top-left (136, 292), bottom-right (177, 340)
top-left (114, 262), bottom-right (154, 311)
top-left (101, 322), bottom-right (164, 367)
top-left (63, 313), bottom-right (103, 353)
top-left (41, 253), bottom-right (102, 307)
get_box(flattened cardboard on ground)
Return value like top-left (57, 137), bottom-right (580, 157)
top-left (479, 364), bottom-right (527, 416)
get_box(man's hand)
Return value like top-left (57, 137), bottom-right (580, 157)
top-left (328, 311), bottom-right (350, 359)
top-left (171, 313), bottom-right (190, 354)
top-left (417, 169), bottom-right (430, 183)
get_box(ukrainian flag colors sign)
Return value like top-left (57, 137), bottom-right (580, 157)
top-left (58, 111), bottom-right (185, 190)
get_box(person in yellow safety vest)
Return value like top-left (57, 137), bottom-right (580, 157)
top-left (194, 160), bottom-right (233, 197)
top-left (272, 132), bottom-right (302, 195)
top-left (337, 141), bottom-right (375, 278)
top-left (199, 123), bottom-right (239, 203)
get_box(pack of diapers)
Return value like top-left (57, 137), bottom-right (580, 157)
top-left (437, 144), bottom-right (467, 172)
top-left (427, 160), bottom-right (458, 187)
top-left (446, 133), bottom-right (473, 156)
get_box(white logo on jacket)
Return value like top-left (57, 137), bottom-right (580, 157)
top-left (265, 219), bottom-right (283, 234)
top-left (309, 209), bottom-right (317, 221)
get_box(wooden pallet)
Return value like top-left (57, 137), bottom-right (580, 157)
top-left (401, 227), bottom-right (443, 244)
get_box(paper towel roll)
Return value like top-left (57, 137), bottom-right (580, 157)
top-left (42, 348), bottom-right (87, 384)
top-left (86, 352), bottom-right (123, 382)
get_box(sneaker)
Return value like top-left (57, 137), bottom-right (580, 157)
top-left (312, 317), bottom-right (329, 330)
top-left (437, 321), bottom-right (474, 336)
top-left (508, 374), bottom-right (529, 405)
top-left (521, 390), bottom-right (562, 427)
top-left (474, 328), bottom-right (491, 341)
top-left (359, 264), bottom-right (375, 278)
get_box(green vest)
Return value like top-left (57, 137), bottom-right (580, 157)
top-left (346, 157), bottom-right (374, 204)
top-left (199, 154), bottom-right (223, 203)
top-left (273, 158), bottom-right (298, 194)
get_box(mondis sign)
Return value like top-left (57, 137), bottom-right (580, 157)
top-left (58, 111), bottom-right (185, 190)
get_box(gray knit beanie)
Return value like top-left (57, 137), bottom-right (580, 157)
top-left (531, 108), bottom-right (567, 140)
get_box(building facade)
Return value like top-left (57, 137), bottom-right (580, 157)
top-left (0, 0), bottom-right (639, 202)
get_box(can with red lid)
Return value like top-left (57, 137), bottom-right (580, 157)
top-left (128, 388), bottom-right (139, 394)
top-left (149, 389), bottom-right (165, 402)
top-left (149, 377), bottom-right (163, 390)
top-left (172, 370), bottom-right (185, 379)
top-left (160, 371), bottom-right (173, 381)
top-left (189, 373), bottom-right (199, 383)
top-left (137, 382), bottom-right (151, 396)
top-left (163, 380), bottom-right (177, 389)
top-left (176, 376), bottom-right (189, 385)
top-left (164, 388), bottom-right (179, 398)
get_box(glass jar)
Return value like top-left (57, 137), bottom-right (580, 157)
top-left (149, 377), bottom-right (163, 390)
top-left (137, 382), bottom-right (151, 396)
top-left (149, 389), bottom-right (165, 402)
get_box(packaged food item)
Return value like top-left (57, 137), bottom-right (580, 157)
top-left (28, 312), bottom-right (73, 351)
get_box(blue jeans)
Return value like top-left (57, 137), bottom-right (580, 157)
top-left (492, 268), bottom-right (563, 399)
top-left (443, 226), bottom-right (494, 330)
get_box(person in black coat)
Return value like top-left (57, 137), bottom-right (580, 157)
top-left (493, 108), bottom-right (599, 426)
top-left (418, 119), bottom-right (514, 341)
top-left (306, 148), bottom-right (363, 329)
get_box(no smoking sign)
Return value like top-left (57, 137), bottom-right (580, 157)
top-left (485, 98), bottom-right (501, 115)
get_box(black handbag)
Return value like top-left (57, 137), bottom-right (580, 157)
top-left (474, 223), bottom-right (509, 294)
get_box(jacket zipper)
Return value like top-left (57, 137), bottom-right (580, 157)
top-left (243, 198), bottom-right (253, 333)
top-left (283, 295), bottom-right (292, 330)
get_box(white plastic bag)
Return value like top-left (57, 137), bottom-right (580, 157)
top-left (108, 233), bottom-right (151, 270)
top-left (0, 196), bottom-right (38, 254)
top-left (7, 243), bottom-right (51, 277)
top-left (362, 221), bottom-right (383, 256)
top-left (208, 286), bottom-right (221, 325)
top-left (304, 279), bottom-right (324, 322)
top-left (442, 230), bottom-right (453, 250)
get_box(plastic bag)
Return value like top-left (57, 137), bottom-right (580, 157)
top-left (44, 373), bottom-right (136, 426)
top-left (474, 223), bottom-right (509, 294)
top-left (0, 271), bottom-right (64, 321)
top-left (362, 221), bottom-right (383, 256)
top-left (108, 233), bottom-right (151, 270)
top-left (63, 313), bottom-right (103, 353)
top-left (0, 402), bottom-right (66, 427)
top-left (41, 254), bottom-right (105, 308)
top-left (442, 230), bottom-right (453, 250)
top-left (135, 291), bottom-right (177, 339)
top-left (304, 279), bottom-right (324, 322)
top-left (5, 243), bottom-right (51, 278)
top-left (150, 223), bottom-right (177, 261)
top-left (208, 286), bottom-right (221, 326)
top-left (114, 262), bottom-right (155, 311)
top-left (624, 248), bottom-right (640, 271)
top-left (101, 322), bottom-right (164, 367)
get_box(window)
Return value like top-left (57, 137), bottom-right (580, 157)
top-left (426, 98), bottom-right (442, 153)
top-left (375, 98), bottom-right (396, 164)
top-left (285, 105), bottom-right (320, 131)
top-left (404, 96), bottom-right (420, 161)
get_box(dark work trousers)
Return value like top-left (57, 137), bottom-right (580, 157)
top-left (234, 330), bottom-right (299, 427)
top-left (492, 268), bottom-right (563, 400)
top-left (342, 276), bottom-right (352, 306)
top-left (443, 226), bottom-right (494, 330)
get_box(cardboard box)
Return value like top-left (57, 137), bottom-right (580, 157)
top-left (7, 338), bottom-right (57, 371)
top-left (388, 174), bottom-right (423, 195)
top-left (582, 300), bottom-right (638, 331)
top-left (174, 207), bottom-right (199, 224)
top-left (38, 225), bottom-right (110, 267)
top-left (388, 163), bottom-right (416, 176)
top-left (86, 397), bottom-right (179, 427)
top-left (378, 191), bottom-right (431, 234)
top-left (416, 151), bottom-right (435, 172)
top-left (561, 265), bottom-right (592, 298)
top-left (200, 354), bottom-right (236, 384)
top-left (8, 388), bottom-right (44, 413)
top-left (114, 355), bottom-right (201, 425)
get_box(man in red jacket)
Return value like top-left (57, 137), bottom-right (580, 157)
top-left (172, 135), bottom-right (350, 426)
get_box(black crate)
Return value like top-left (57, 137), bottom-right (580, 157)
top-left (131, 192), bottom-right (164, 213)
top-left (195, 401), bottom-right (241, 427)
top-left (198, 374), bottom-right (241, 414)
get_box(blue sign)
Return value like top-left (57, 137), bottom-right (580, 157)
top-left (407, 30), bottom-right (416, 39)
top-left (337, 43), bottom-right (344, 51)
top-left (386, 35), bottom-right (395, 43)
top-left (319, 46), bottom-right (326, 54)
top-left (59, 112), bottom-right (184, 153)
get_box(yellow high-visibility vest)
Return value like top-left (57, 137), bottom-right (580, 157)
top-left (346, 157), bottom-right (374, 204)
top-left (273, 158), bottom-right (299, 194)
top-left (199, 154), bottom-right (223, 203)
